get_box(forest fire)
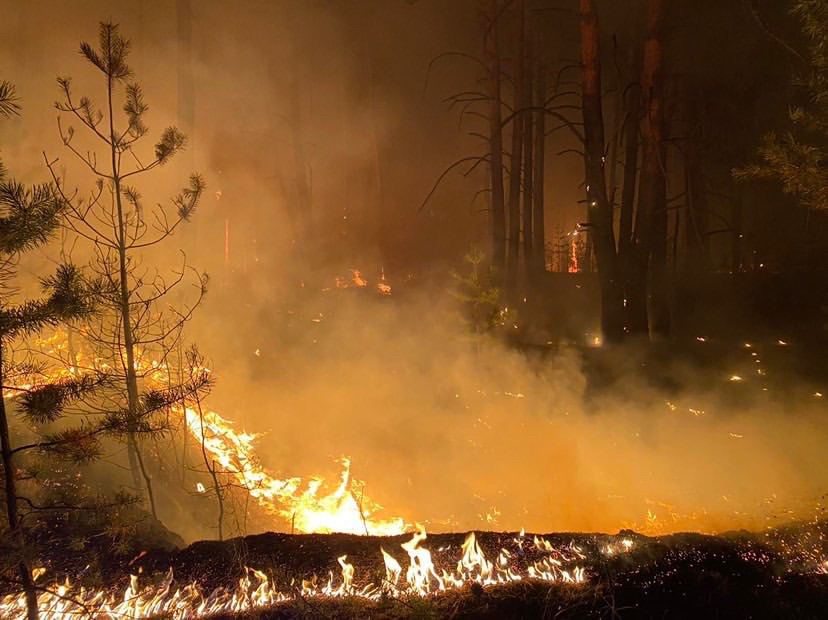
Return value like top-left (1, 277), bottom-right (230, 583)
top-left (21, 330), bottom-right (405, 537)
top-left (3, 1), bottom-right (828, 618)
top-left (0, 530), bottom-right (589, 619)
top-left (182, 412), bottom-right (404, 536)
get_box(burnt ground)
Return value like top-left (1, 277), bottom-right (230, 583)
top-left (25, 521), bottom-right (828, 619)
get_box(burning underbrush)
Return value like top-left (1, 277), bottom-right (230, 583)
top-left (2, 522), bottom-right (828, 619)
top-left (3, 291), bottom-right (828, 618)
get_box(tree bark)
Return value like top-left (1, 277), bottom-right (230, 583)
top-left (507, 0), bottom-right (526, 287)
top-left (628, 0), bottom-right (665, 338)
top-left (649, 141), bottom-right (670, 337)
top-left (486, 0), bottom-right (506, 276)
top-left (618, 80), bottom-right (640, 280)
top-left (532, 61), bottom-right (546, 277)
top-left (579, 0), bottom-right (624, 343)
top-left (522, 13), bottom-right (534, 272)
top-left (684, 95), bottom-right (709, 271)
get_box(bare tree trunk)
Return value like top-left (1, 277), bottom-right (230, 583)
top-left (618, 81), bottom-right (639, 278)
top-left (579, 0), bottom-right (624, 343)
top-left (507, 0), bottom-right (526, 288)
top-left (684, 96), bottom-right (709, 271)
top-left (522, 14), bottom-right (534, 273)
top-left (650, 141), bottom-right (670, 337)
top-left (486, 0), bottom-right (506, 276)
top-left (532, 62), bottom-right (546, 277)
top-left (628, 0), bottom-right (665, 338)
top-left (0, 341), bottom-right (39, 620)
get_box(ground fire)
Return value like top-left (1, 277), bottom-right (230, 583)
top-left (2, 1), bottom-right (828, 619)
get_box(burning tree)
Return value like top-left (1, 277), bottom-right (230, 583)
top-left (44, 22), bottom-right (208, 522)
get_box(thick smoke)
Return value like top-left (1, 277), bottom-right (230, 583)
top-left (194, 282), bottom-right (828, 540)
top-left (0, 1), bottom-right (825, 544)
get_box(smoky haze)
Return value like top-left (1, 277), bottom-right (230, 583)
top-left (0, 0), bottom-right (826, 544)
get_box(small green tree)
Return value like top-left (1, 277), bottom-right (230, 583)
top-left (0, 79), bottom-right (101, 620)
top-left (450, 247), bottom-right (503, 335)
top-left (736, 1), bottom-right (828, 210)
top-left (45, 22), bottom-right (207, 521)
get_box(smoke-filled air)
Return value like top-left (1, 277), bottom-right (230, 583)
top-left (0, 1), bottom-right (827, 619)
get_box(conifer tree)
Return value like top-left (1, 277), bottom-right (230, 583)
top-left (736, 1), bottom-right (828, 210)
top-left (0, 79), bottom-right (99, 620)
top-left (45, 22), bottom-right (208, 521)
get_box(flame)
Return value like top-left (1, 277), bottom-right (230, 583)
top-left (568, 230), bottom-right (580, 273)
top-left (14, 330), bottom-right (405, 537)
top-left (182, 408), bottom-right (404, 536)
top-left (334, 268), bottom-right (391, 294)
top-left (377, 268), bottom-right (392, 295)
top-left (0, 527), bottom-right (594, 618)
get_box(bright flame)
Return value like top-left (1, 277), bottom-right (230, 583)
top-left (0, 526), bottom-right (591, 619)
top-left (16, 330), bottom-right (405, 537)
top-left (183, 409), bottom-right (405, 536)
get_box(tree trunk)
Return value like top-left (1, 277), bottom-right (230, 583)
top-left (579, 0), bottom-right (624, 343)
top-left (649, 142), bottom-right (670, 338)
top-left (507, 0), bottom-right (526, 288)
top-left (0, 341), bottom-right (39, 620)
top-left (684, 96), bottom-right (709, 271)
top-left (522, 16), bottom-right (534, 273)
top-left (107, 73), bottom-right (157, 519)
top-left (532, 61), bottom-right (546, 277)
top-left (618, 81), bottom-right (639, 281)
top-left (486, 0), bottom-right (506, 276)
top-left (628, 0), bottom-right (665, 338)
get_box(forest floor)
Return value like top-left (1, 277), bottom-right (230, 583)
top-left (28, 519), bottom-right (825, 619)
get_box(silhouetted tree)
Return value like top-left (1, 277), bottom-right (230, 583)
top-left (628, 0), bottom-right (668, 338)
top-left (487, 0), bottom-right (507, 275)
top-left (736, 1), bottom-right (828, 212)
top-left (579, 0), bottom-right (625, 342)
top-left (45, 22), bottom-right (207, 521)
top-left (0, 80), bottom-right (100, 620)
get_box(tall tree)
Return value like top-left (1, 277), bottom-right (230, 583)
top-left (627, 0), bottom-right (666, 338)
top-left (579, 0), bottom-right (624, 342)
top-left (521, 9), bottom-right (535, 274)
top-left (531, 50), bottom-right (547, 277)
top-left (618, 52), bottom-right (641, 295)
top-left (486, 0), bottom-right (507, 275)
top-left (45, 23), bottom-right (206, 521)
top-left (507, 0), bottom-right (526, 285)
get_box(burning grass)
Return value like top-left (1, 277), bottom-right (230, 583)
top-left (3, 521), bottom-right (828, 619)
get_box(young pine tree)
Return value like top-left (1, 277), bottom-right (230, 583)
top-left (45, 22), bottom-right (207, 522)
